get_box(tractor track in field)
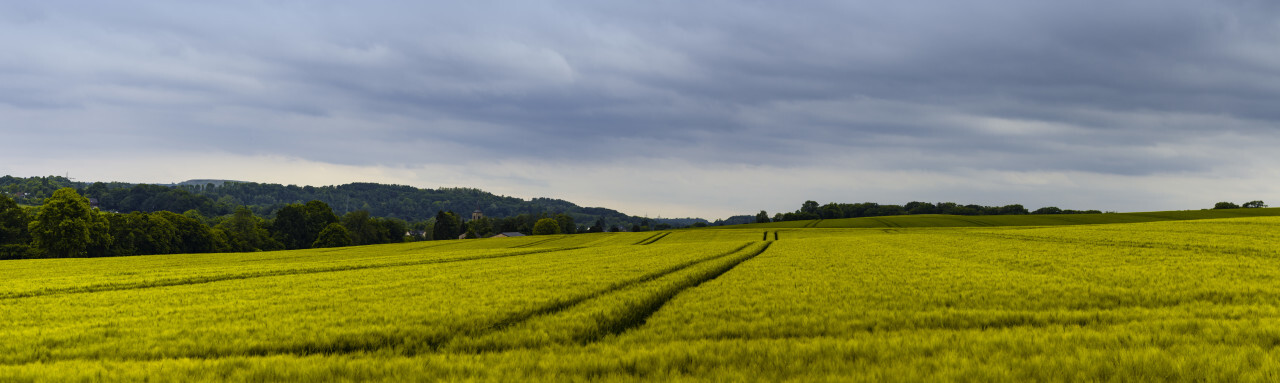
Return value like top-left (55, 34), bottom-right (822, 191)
top-left (470, 242), bottom-right (759, 336)
top-left (868, 217), bottom-right (903, 228)
top-left (0, 242), bottom-right (768, 364)
top-left (510, 236), bottom-right (566, 248)
top-left (580, 241), bottom-right (773, 342)
top-left (450, 241), bottom-right (773, 353)
top-left (632, 232), bottom-right (664, 245)
top-left (635, 232), bottom-right (671, 245)
top-left (0, 247), bottom-right (581, 301)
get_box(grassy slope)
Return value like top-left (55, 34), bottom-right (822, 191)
top-left (723, 207), bottom-right (1280, 229)
top-left (5, 217), bottom-right (1280, 381)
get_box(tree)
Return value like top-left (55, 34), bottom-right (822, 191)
top-left (382, 218), bottom-right (408, 243)
top-left (153, 211), bottom-right (217, 254)
top-left (272, 201), bottom-right (339, 249)
top-left (800, 200), bottom-right (820, 215)
top-left (218, 207), bottom-right (281, 252)
top-left (312, 223), bottom-right (353, 248)
top-left (755, 211), bottom-right (770, 224)
top-left (28, 188), bottom-right (112, 258)
top-left (1033, 206), bottom-right (1063, 215)
top-left (998, 204), bottom-right (1029, 215)
top-left (1214, 202), bottom-right (1240, 209)
top-left (0, 195), bottom-right (33, 259)
top-left (904, 201), bottom-right (937, 215)
top-left (341, 210), bottom-right (387, 245)
top-left (271, 204), bottom-right (309, 250)
top-left (589, 218), bottom-right (605, 233)
top-left (466, 217), bottom-right (494, 238)
top-left (432, 210), bottom-right (462, 240)
top-left (532, 218), bottom-right (561, 235)
top-left (1243, 200), bottom-right (1267, 208)
top-left (554, 214), bottom-right (576, 235)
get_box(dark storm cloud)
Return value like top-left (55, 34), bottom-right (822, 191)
top-left (3, 0), bottom-right (1279, 176)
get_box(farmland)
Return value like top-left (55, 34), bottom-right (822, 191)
top-left (4, 211), bottom-right (1280, 381)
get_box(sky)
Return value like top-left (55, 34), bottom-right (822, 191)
top-left (3, 1), bottom-right (1280, 219)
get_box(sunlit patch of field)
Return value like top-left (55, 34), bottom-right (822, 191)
top-left (4, 217), bottom-right (1280, 381)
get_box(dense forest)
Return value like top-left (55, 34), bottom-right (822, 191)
top-left (0, 188), bottom-right (618, 260)
top-left (0, 176), bottom-right (705, 230)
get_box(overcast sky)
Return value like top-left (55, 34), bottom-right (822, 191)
top-left (3, 1), bottom-right (1280, 219)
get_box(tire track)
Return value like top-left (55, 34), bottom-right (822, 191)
top-left (636, 232), bottom-right (671, 245)
top-left (583, 241), bottom-right (772, 341)
top-left (632, 232), bottom-right (664, 245)
top-left (510, 236), bottom-right (565, 248)
top-left (470, 242), bottom-right (757, 336)
top-left (0, 243), bottom-right (763, 364)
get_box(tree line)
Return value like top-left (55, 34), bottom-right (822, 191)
top-left (0, 187), bottom-right (631, 260)
top-left (0, 176), bottom-right (701, 230)
top-left (1213, 201), bottom-right (1267, 209)
top-left (756, 200), bottom-right (1104, 223)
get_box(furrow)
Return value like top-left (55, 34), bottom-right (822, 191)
top-left (583, 241), bottom-right (772, 341)
top-left (632, 232), bottom-right (663, 245)
top-left (468, 242), bottom-right (757, 336)
top-left (510, 236), bottom-right (564, 248)
top-left (639, 232), bottom-right (671, 245)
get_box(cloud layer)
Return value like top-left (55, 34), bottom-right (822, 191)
top-left (3, 1), bottom-right (1279, 218)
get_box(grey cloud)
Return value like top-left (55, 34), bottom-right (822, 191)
top-left (3, 0), bottom-right (1280, 178)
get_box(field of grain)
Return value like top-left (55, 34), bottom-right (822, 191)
top-left (4, 213), bottom-right (1280, 381)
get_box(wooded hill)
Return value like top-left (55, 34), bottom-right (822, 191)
top-left (0, 176), bottom-right (705, 229)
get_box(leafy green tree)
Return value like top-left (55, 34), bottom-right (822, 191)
top-left (341, 210), bottom-right (387, 245)
top-left (28, 188), bottom-right (112, 258)
top-left (1033, 207), bottom-right (1063, 215)
top-left (432, 210), bottom-right (462, 240)
top-left (904, 202), bottom-right (937, 215)
top-left (1214, 202), bottom-right (1240, 209)
top-left (466, 217), bottom-right (494, 238)
top-left (1243, 200), bottom-right (1267, 208)
top-left (217, 207), bottom-right (281, 252)
top-left (272, 200), bottom-right (340, 250)
top-left (132, 212), bottom-right (180, 255)
top-left (800, 200), bottom-right (820, 215)
top-left (589, 218), bottom-right (605, 233)
top-left (0, 195), bottom-right (34, 259)
top-left (312, 223), bottom-right (353, 248)
top-left (380, 217), bottom-right (407, 244)
top-left (998, 204), bottom-right (1029, 215)
top-left (153, 211), bottom-right (216, 254)
top-left (755, 211), bottom-right (770, 224)
top-left (271, 204), bottom-right (310, 250)
top-left (554, 213), bottom-right (576, 235)
top-left (532, 218), bottom-right (561, 235)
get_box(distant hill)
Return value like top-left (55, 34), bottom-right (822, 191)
top-left (164, 179), bottom-right (247, 187)
top-left (0, 175), bottom-right (711, 228)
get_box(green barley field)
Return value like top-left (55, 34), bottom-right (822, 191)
top-left (5, 210), bottom-right (1280, 382)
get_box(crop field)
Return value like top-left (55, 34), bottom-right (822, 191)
top-left (4, 214), bottom-right (1280, 381)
